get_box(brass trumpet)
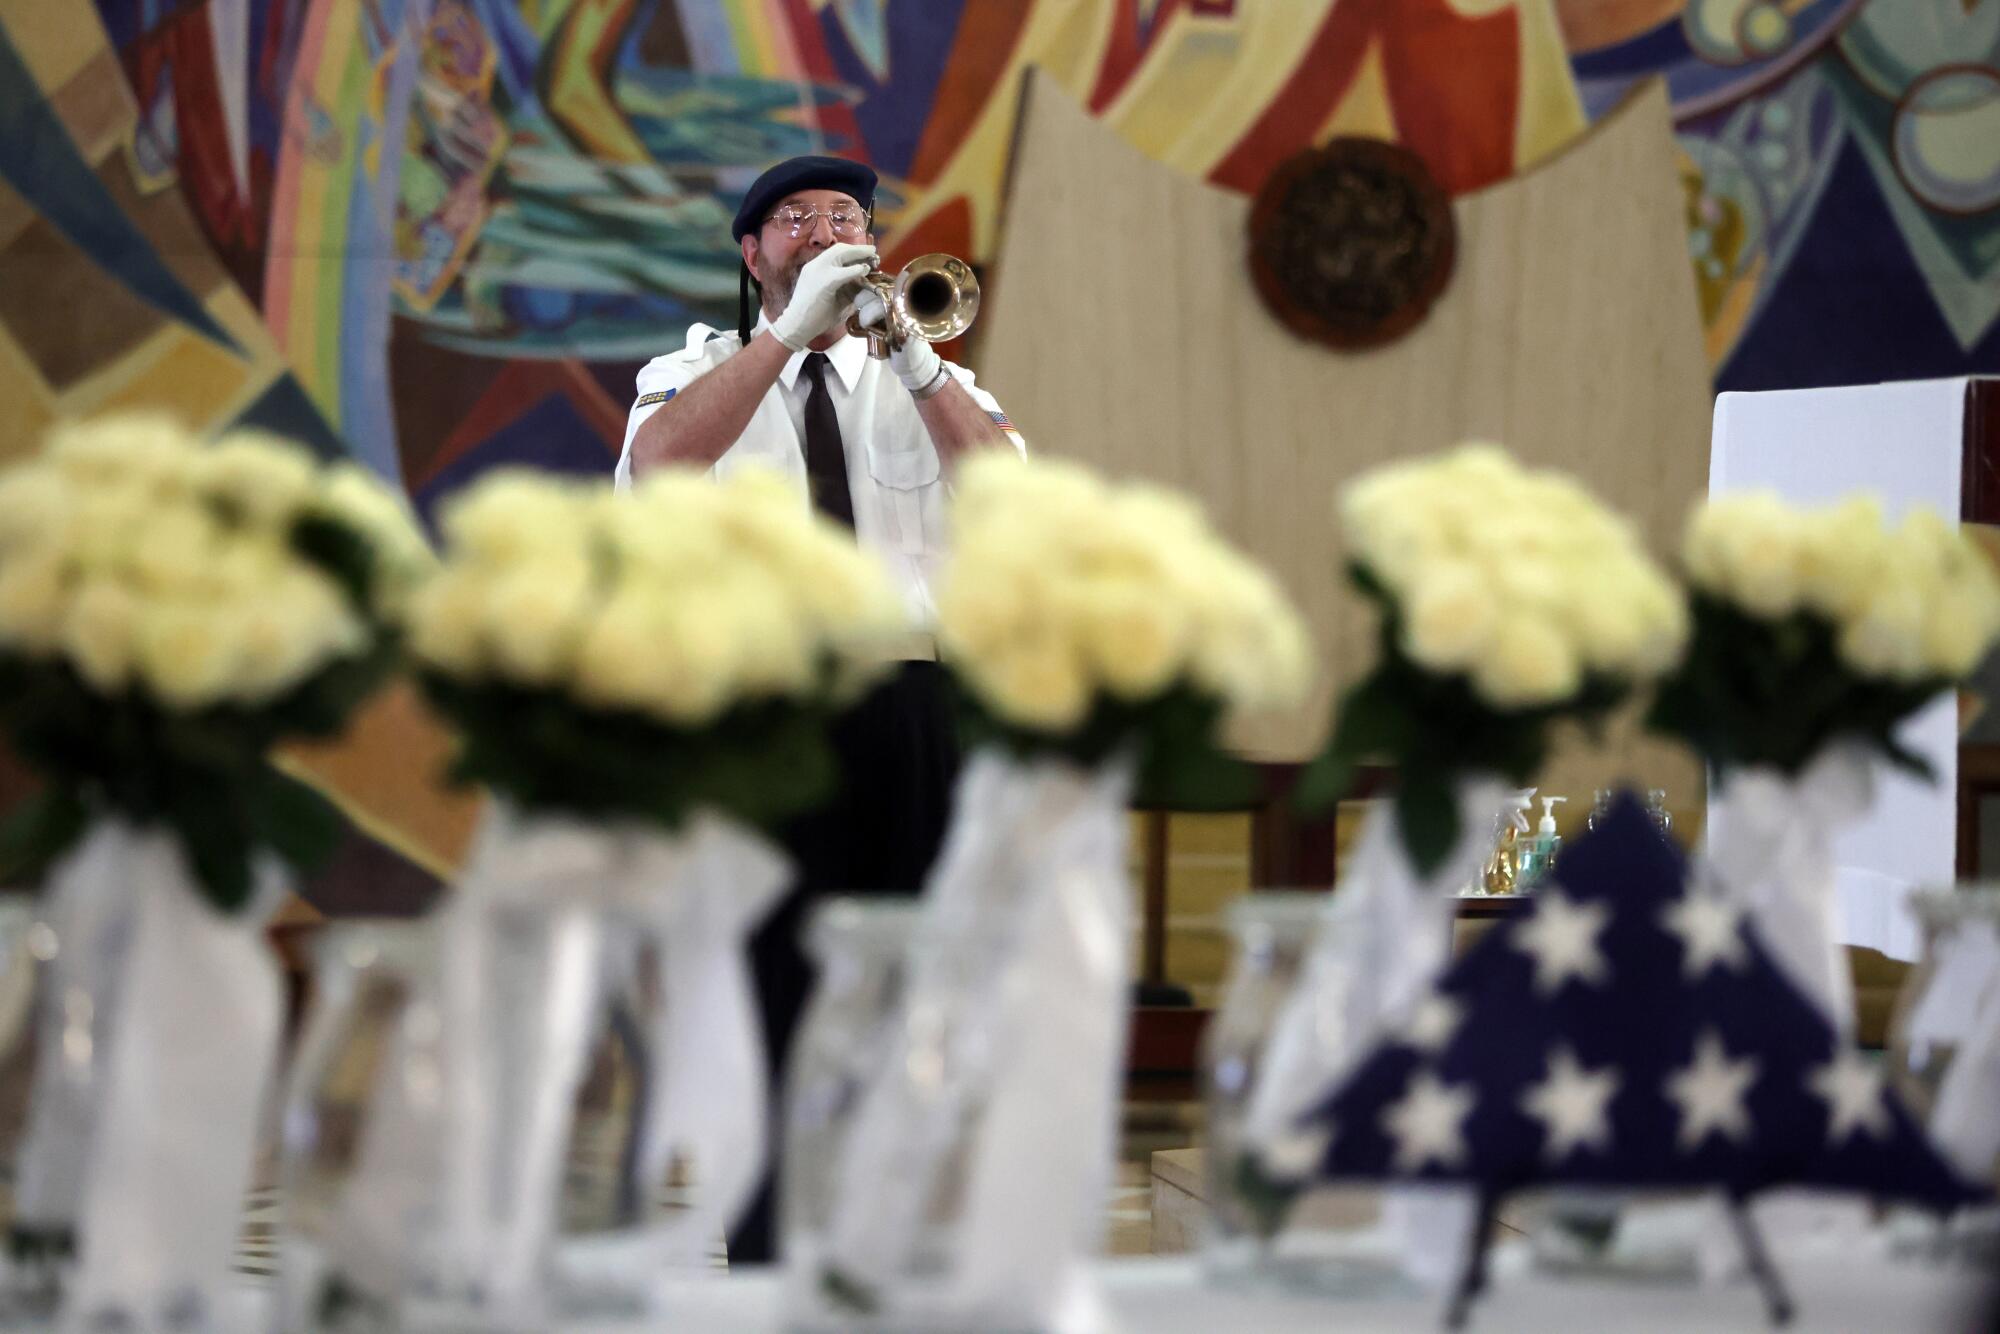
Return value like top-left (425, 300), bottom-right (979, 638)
top-left (847, 252), bottom-right (980, 359)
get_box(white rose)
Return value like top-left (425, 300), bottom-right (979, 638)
top-left (315, 462), bottom-right (433, 608)
top-left (1684, 494), bottom-right (1803, 616)
top-left (134, 602), bottom-right (242, 709)
top-left (1076, 581), bottom-right (1191, 700)
top-left (1400, 559), bottom-right (1498, 672)
top-left (0, 468), bottom-right (74, 556)
top-left (0, 552), bottom-right (70, 653)
top-left (196, 432), bottom-right (319, 524)
top-left (1922, 592), bottom-right (1995, 680)
top-left (47, 413), bottom-right (194, 487)
top-left (1472, 616), bottom-right (1581, 709)
top-left (442, 472), bottom-right (586, 566)
top-left (939, 563), bottom-right (1037, 659)
top-left (408, 568), bottom-right (492, 677)
top-left (1796, 496), bottom-right (1888, 620)
top-left (233, 573), bottom-right (360, 699)
top-left (129, 503), bottom-right (221, 596)
top-left (573, 588), bottom-right (669, 714)
top-left (644, 594), bottom-right (740, 726)
top-left (484, 553), bottom-right (597, 686)
top-left (1838, 579), bottom-right (1928, 682)
top-left (61, 579), bottom-right (141, 692)
top-left (65, 489), bottom-right (153, 575)
top-left (976, 632), bottom-right (1090, 732)
top-left (714, 572), bottom-right (817, 697)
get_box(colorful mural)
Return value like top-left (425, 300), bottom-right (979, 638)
top-left (2, 0), bottom-right (1997, 504)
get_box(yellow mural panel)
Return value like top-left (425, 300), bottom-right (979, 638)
top-left (0, 333), bottom-right (57, 464)
top-left (1513, 0), bottom-right (1589, 169)
top-left (1100, 13), bottom-right (1244, 162)
top-left (1155, 1), bottom-right (1340, 176)
top-left (890, 0), bottom-right (1117, 257)
top-left (91, 327), bottom-right (262, 429)
top-left (1313, 36), bottom-right (1398, 145)
top-left (0, 0), bottom-right (110, 92)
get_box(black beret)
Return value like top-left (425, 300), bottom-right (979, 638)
top-left (730, 155), bottom-right (878, 241)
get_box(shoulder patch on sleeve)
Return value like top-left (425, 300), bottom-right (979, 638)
top-left (635, 388), bottom-right (677, 409)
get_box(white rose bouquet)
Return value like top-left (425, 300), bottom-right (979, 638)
top-left (1646, 492), bottom-right (2000, 1034)
top-left (937, 452), bottom-right (1313, 800)
top-left (405, 465), bottom-right (908, 829)
top-left (1299, 444), bottom-right (1687, 873)
top-left (0, 413), bottom-right (429, 907)
top-left (0, 414), bottom-right (426, 1325)
top-left (378, 466), bottom-right (909, 1321)
top-left (815, 453), bottom-right (1311, 1330)
top-left (1647, 492), bottom-right (2000, 775)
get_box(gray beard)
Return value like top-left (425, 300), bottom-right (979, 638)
top-left (757, 256), bottom-right (806, 323)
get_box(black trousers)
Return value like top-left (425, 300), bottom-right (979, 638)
top-left (727, 660), bottom-right (959, 1263)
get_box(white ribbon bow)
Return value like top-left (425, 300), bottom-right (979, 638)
top-left (1705, 744), bottom-right (1877, 1038)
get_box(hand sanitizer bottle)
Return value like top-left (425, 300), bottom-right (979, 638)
top-left (1517, 795), bottom-right (1566, 888)
top-left (1481, 789), bottom-right (1535, 894)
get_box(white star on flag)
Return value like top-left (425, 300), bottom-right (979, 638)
top-left (1403, 994), bottom-right (1463, 1054)
top-left (1661, 891), bottom-right (1749, 979)
top-left (1808, 1051), bottom-right (1892, 1145)
top-left (1521, 1046), bottom-right (1619, 1161)
top-left (1666, 1029), bottom-right (1759, 1151)
top-left (1383, 1070), bottom-right (1476, 1172)
top-left (1511, 890), bottom-right (1611, 995)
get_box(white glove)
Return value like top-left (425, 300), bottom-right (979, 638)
top-left (769, 243), bottom-right (877, 352)
top-left (853, 288), bottom-right (946, 395)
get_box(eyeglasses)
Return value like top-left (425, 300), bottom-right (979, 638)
top-left (766, 202), bottom-right (870, 240)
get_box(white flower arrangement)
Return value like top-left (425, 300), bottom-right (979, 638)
top-left (406, 466), bottom-right (910, 830)
top-left (1650, 492), bottom-right (2000, 775)
top-left (1339, 444), bottom-right (1686, 709)
top-left (1304, 445), bottom-right (1687, 872)
top-left (0, 414), bottom-right (431, 908)
top-left (935, 453), bottom-right (1312, 802)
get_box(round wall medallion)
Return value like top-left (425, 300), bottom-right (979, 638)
top-left (1247, 137), bottom-right (1457, 351)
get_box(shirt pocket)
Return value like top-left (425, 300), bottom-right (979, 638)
top-left (867, 442), bottom-right (942, 557)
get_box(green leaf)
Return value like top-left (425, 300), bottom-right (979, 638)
top-left (247, 769), bottom-right (344, 877)
top-left (0, 786), bottom-right (90, 886)
top-left (290, 513), bottom-right (376, 612)
top-left (1290, 745), bottom-right (1356, 817)
top-left (1232, 1152), bottom-right (1304, 1240)
top-left (1397, 776), bottom-right (1460, 880)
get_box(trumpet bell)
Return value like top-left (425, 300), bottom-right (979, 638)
top-left (895, 253), bottom-right (979, 343)
top-left (849, 252), bottom-right (980, 357)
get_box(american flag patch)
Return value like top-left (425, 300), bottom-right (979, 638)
top-left (636, 388), bottom-right (677, 408)
top-left (988, 410), bottom-right (1018, 433)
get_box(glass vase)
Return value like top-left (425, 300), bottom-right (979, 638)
top-left (276, 922), bottom-right (454, 1332)
top-left (0, 822), bottom-right (284, 1332)
top-left (779, 898), bottom-right (922, 1323)
top-left (277, 806), bottom-right (786, 1329)
top-left (811, 752), bottom-right (1132, 1332)
top-left (1880, 887), bottom-right (2000, 1265)
top-left (1200, 891), bottom-right (1413, 1297)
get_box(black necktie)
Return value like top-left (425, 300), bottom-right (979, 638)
top-left (800, 352), bottom-right (855, 530)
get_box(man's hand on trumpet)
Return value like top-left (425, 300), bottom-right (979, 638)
top-left (853, 288), bottom-right (950, 399)
top-left (768, 242), bottom-right (878, 352)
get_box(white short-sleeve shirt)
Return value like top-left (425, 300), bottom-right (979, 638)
top-left (615, 317), bottom-right (1025, 623)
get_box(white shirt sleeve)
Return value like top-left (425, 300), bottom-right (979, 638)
top-left (616, 327), bottom-right (729, 490)
top-left (941, 361), bottom-right (1027, 456)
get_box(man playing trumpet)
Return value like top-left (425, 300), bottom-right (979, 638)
top-left (616, 154), bottom-right (1020, 1263)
